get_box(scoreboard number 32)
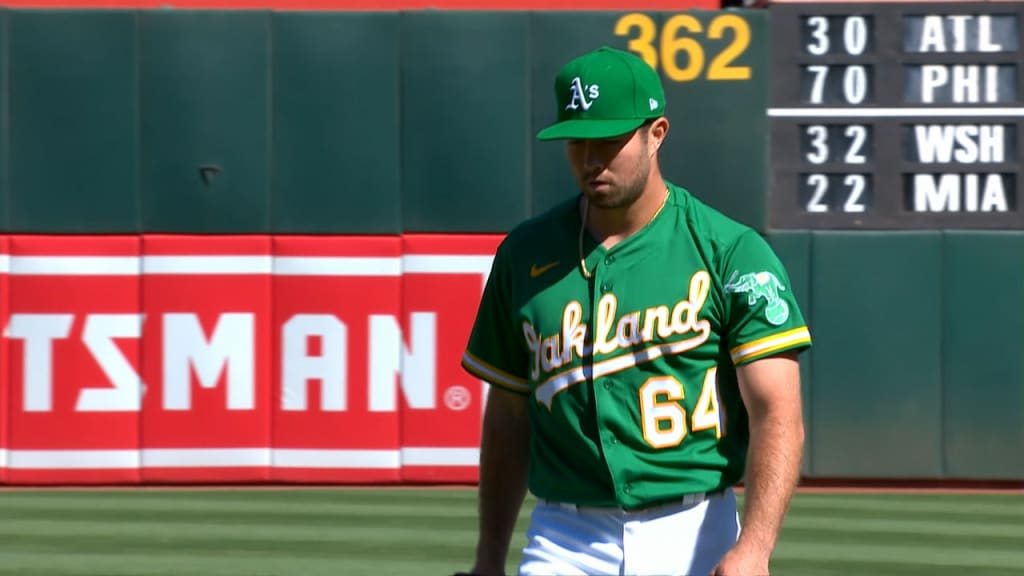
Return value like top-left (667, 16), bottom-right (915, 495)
top-left (805, 124), bottom-right (869, 164)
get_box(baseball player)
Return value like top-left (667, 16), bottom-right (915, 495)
top-left (457, 46), bottom-right (812, 576)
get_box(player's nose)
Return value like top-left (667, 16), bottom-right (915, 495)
top-left (581, 142), bottom-right (606, 170)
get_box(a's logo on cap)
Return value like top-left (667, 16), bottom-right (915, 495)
top-left (565, 77), bottom-right (600, 111)
top-left (649, 98), bottom-right (659, 111)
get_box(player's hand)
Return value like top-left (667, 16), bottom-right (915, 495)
top-left (709, 545), bottom-right (770, 576)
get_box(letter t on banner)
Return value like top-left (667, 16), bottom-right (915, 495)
top-left (5, 236), bottom-right (142, 485)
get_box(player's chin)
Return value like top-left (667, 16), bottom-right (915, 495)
top-left (582, 184), bottom-right (622, 208)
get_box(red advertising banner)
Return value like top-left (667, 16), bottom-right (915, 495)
top-left (5, 236), bottom-right (142, 484)
top-left (0, 236), bottom-right (8, 483)
top-left (271, 236), bottom-right (402, 484)
top-left (0, 234), bottom-right (501, 485)
top-left (0, 0), bottom-right (718, 10)
top-left (399, 235), bottom-right (500, 483)
top-left (140, 236), bottom-right (274, 483)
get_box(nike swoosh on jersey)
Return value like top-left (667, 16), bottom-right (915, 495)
top-left (530, 261), bottom-right (560, 278)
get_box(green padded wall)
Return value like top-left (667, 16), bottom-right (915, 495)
top-left (767, 231), bottom-right (813, 475)
top-left (400, 11), bottom-right (531, 233)
top-left (0, 10), bottom-right (7, 231)
top-left (139, 11), bottom-right (270, 233)
top-left (659, 11), bottom-right (768, 231)
top-left (810, 232), bottom-right (944, 478)
top-left (942, 232), bottom-right (1024, 479)
top-left (9, 10), bottom-right (138, 232)
top-left (0, 9), bottom-right (772, 235)
top-left (271, 12), bottom-right (401, 234)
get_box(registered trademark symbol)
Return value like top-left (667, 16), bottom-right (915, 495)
top-left (444, 386), bottom-right (471, 411)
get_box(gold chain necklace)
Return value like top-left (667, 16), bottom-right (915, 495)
top-left (578, 187), bottom-right (670, 280)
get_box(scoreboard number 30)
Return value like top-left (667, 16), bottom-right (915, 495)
top-left (614, 13), bottom-right (752, 82)
top-left (805, 15), bottom-right (871, 56)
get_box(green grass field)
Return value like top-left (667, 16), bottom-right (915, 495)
top-left (0, 488), bottom-right (1021, 575)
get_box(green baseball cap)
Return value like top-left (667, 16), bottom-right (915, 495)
top-left (536, 46), bottom-right (666, 141)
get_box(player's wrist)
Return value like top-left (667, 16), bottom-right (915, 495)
top-left (733, 532), bottom-right (775, 560)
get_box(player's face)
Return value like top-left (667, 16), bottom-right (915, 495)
top-left (566, 127), bottom-right (650, 209)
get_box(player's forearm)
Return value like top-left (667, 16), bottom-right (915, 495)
top-left (472, 394), bottom-right (531, 575)
top-left (735, 407), bottom-right (804, 558)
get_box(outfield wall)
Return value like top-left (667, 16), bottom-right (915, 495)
top-left (0, 234), bottom-right (500, 484)
top-left (0, 7), bottom-right (1021, 484)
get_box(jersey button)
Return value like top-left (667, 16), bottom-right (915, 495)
top-left (600, 282), bottom-right (613, 293)
top-left (604, 255), bottom-right (615, 265)
top-left (603, 381), bottom-right (612, 390)
top-left (623, 485), bottom-right (632, 494)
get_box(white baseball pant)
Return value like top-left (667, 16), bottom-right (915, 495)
top-left (518, 488), bottom-right (741, 576)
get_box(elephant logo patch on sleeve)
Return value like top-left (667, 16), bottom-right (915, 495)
top-left (724, 271), bottom-right (790, 326)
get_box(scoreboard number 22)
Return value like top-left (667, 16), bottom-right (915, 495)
top-left (803, 173), bottom-right (869, 213)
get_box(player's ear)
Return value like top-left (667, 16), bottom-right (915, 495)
top-left (648, 117), bottom-right (669, 154)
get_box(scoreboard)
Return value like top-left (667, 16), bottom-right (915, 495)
top-left (768, 2), bottom-right (1024, 229)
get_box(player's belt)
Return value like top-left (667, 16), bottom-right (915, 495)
top-left (543, 490), bottom-right (722, 514)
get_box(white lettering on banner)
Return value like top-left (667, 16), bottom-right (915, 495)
top-left (76, 314), bottom-right (144, 412)
top-left (281, 314), bottom-right (347, 411)
top-left (4, 314), bottom-right (74, 412)
top-left (1, 311), bottom-right (462, 415)
top-left (163, 313), bottom-right (255, 411)
top-left (368, 313), bottom-right (437, 412)
top-left (0, 252), bottom-right (498, 419)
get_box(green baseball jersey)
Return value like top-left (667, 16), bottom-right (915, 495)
top-left (462, 182), bottom-right (812, 510)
